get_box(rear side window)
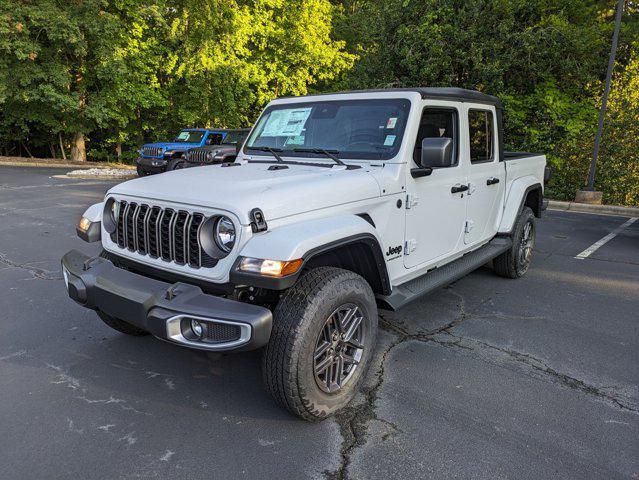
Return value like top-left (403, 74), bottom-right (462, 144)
top-left (468, 110), bottom-right (494, 163)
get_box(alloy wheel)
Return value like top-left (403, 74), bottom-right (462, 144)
top-left (313, 303), bottom-right (365, 393)
top-left (517, 220), bottom-right (535, 273)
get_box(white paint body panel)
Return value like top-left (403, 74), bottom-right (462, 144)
top-left (94, 91), bottom-right (545, 290)
top-left (82, 202), bottom-right (103, 223)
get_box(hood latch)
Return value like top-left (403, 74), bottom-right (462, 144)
top-left (250, 208), bottom-right (268, 233)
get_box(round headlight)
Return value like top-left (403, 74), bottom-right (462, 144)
top-left (214, 216), bottom-right (236, 252)
top-left (102, 199), bottom-right (118, 234)
top-left (206, 151), bottom-right (214, 161)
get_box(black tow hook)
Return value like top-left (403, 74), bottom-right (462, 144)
top-left (165, 285), bottom-right (180, 300)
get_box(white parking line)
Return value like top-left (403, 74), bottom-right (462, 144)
top-left (575, 217), bottom-right (638, 260)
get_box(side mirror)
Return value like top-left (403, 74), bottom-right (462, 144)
top-left (420, 137), bottom-right (454, 169)
top-left (205, 138), bottom-right (213, 145)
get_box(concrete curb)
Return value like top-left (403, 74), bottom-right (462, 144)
top-left (0, 159), bottom-right (135, 170)
top-left (53, 174), bottom-right (137, 181)
top-left (548, 200), bottom-right (639, 217)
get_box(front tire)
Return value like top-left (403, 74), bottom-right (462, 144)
top-left (262, 267), bottom-right (378, 421)
top-left (494, 206), bottom-right (536, 278)
top-left (167, 158), bottom-right (186, 171)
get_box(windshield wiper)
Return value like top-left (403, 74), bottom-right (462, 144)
top-left (249, 146), bottom-right (284, 162)
top-left (293, 148), bottom-right (346, 167)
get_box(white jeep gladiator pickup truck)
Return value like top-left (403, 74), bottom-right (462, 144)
top-left (63, 88), bottom-right (548, 421)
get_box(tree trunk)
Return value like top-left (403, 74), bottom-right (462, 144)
top-left (59, 133), bottom-right (67, 160)
top-left (115, 142), bottom-right (122, 160)
top-left (20, 141), bottom-right (34, 158)
top-left (50, 144), bottom-right (57, 159)
top-left (70, 132), bottom-right (86, 162)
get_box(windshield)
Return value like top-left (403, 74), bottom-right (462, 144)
top-left (174, 130), bottom-right (205, 143)
top-left (206, 133), bottom-right (225, 145)
top-left (245, 99), bottom-right (411, 160)
top-left (221, 130), bottom-right (249, 145)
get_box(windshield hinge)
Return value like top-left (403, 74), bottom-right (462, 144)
top-left (405, 194), bottom-right (420, 209)
top-left (250, 208), bottom-right (268, 233)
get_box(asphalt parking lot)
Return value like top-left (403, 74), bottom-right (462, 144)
top-left (1, 166), bottom-right (637, 479)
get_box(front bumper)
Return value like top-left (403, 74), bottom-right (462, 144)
top-left (137, 157), bottom-right (168, 173)
top-left (61, 250), bottom-right (272, 352)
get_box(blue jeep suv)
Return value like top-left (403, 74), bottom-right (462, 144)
top-left (136, 129), bottom-right (229, 176)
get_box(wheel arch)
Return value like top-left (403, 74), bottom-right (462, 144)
top-left (301, 234), bottom-right (391, 295)
top-left (498, 179), bottom-right (543, 234)
top-left (231, 215), bottom-right (391, 295)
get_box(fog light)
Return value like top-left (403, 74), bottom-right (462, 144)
top-left (191, 319), bottom-right (204, 338)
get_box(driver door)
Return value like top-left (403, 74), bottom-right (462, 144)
top-left (404, 104), bottom-right (468, 269)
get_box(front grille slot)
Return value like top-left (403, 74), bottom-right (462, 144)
top-left (143, 147), bottom-right (162, 157)
top-left (188, 149), bottom-right (209, 163)
top-left (111, 200), bottom-right (218, 269)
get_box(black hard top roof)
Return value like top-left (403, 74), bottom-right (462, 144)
top-left (292, 87), bottom-right (502, 109)
top-left (185, 128), bottom-right (251, 133)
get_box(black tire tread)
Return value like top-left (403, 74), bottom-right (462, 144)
top-left (262, 267), bottom-right (375, 421)
top-left (494, 206), bottom-right (535, 279)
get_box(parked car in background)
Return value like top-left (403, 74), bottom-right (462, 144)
top-left (136, 129), bottom-right (230, 176)
top-left (64, 88), bottom-right (548, 421)
top-left (184, 129), bottom-right (251, 168)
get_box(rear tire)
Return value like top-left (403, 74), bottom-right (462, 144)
top-left (262, 267), bottom-right (378, 421)
top-left (97, 311), bottom-right (150, 336)
top-left (494, 206), bottom-right (536, 279)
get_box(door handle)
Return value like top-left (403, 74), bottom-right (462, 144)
top-left (486, 177), bottom-right (500, 186)
top-left (451, 184), bottom-right (469, 194)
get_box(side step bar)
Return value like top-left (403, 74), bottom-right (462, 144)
top-left (377, 237), bottom-right (512, 311)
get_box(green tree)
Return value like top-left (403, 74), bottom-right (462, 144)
top-left (333, 0), bottom-right (639, 205)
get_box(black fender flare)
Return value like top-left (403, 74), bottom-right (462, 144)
top-left (230, 233), bottom-right (391, 295)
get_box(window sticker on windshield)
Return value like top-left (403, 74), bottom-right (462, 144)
top-left (176, 131), bottom-right (190, 140)
top-left (384, 135), bottom-right (396, 146)
top-left (262, 108), bottom-right (312, 137)
top-left (386, 117), bottom-right (398, 129)
top-left (284, 135), bottom-right (305, 146)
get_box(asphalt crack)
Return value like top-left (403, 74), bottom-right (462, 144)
top-left (444, 332), bottom-right (639, 413)
top-left (0, 252), bottom-right (62, 280)
top-left (327, 288), bottom-right (636, 479)
top-left (326, 290), bottom-right (471, 480)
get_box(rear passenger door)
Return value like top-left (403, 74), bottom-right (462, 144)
top-left (463, 107), bottom-right (505, 245)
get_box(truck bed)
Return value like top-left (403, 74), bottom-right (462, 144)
top-left (504, 151), bottom-right (543, 160)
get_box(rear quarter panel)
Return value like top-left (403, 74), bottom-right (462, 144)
top-left (498, 155), bottom-right (546, 233)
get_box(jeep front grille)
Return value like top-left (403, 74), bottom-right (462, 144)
top-left (143, 147), bottom-right (163, 157)
top-left (111, 201), bottom-right (217, 269)
top-left (188, 149), bottom-right (210, 163)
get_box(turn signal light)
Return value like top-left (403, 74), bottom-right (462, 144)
top-left (238, 257), bottom-right (303, 277)
top-left (78, 216), bottom-right (92, 233)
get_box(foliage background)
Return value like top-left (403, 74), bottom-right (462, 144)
top-left (0, 0), bottom-right (637, 205)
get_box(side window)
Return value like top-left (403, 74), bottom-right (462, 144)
top-left (468, 110), bottom-right (494, 163)
top-left (206, 133), bottom-right (224, 145)
top-left (413, 108), bottom-right (458, 165)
